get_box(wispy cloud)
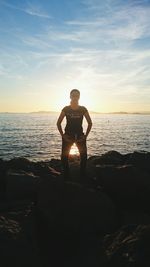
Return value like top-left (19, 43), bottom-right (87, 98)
top-left (1, 1), bottom-right (52, 18)
top-left (0, 64), bottom-right (7, 76)
top-left (0, 0), bottom-right (150, 112)
top-left (67, 2), bottom-right (150, 44)
top-left (24, 2), bottom-right (51, 18)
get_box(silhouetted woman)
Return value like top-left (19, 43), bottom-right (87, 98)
top-left (56, 89), bottom-right (92, 181)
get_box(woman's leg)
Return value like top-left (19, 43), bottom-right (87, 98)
top-left (61, 138), bottom-right (73, 178)
top-left (76, 136), bottom-right (87, 177)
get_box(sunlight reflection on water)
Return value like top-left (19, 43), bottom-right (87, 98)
top-left (0, 113), bottom-right (150, 161)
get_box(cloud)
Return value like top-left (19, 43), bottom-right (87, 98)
top-left (67, 0), bottom-right (150, 44)
top-left (0, 64), bottom-right (7, 76)
top-left (0, 0), bottom-right (150, 111)
top-left (24, 2), bottom-right (51, 18)
top-left (1, 1), bottom-right (52, 18)
top-left (21, 35), bottom-right (53, 49)
top-left (5, 0), bottom-right (149, 53)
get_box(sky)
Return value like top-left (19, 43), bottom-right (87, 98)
top-left (0, 0), bottom-right (150, 113)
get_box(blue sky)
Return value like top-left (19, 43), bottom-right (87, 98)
top-left (0, 0), bottom-right (150, 112)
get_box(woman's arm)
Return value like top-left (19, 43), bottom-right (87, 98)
top-left (56, 111), bottom-right (65, 136)
top-left (84, 111), bottom-right (92, 138)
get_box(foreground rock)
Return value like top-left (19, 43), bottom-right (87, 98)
top-left (0, 202), bottom-right (38, 267)
top-left (0, 151), bottom-right (150, 266)
top-left (103, 224), bottom-right (150, 267)
top-left (0, 157), bottom-right (61, 201)
top-left (6, 170), bottom-right (39, 201)
top-left (89, 150), bottom-right (150, 171)
top-left (89, 151), bottom-right (150, 212)
top-left (36, 176), bottom-right (117, 266)
top-left (94, 164), bottom-right (150, 211)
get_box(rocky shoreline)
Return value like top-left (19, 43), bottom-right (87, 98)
top-left (0, 150), bottom-right (150, 267)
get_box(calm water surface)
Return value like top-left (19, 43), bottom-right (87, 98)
top-left (0, 113), bottom-right (150, 161)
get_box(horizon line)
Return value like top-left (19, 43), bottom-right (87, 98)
top-left (0, 110), bottom-right (150, 114)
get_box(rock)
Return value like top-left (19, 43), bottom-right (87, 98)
top-left (8, 157), bottom-right (33, 172)
top-left (103, 224), bottom-right (150, 267)
top-left (95, 165), bottom-right (150, 211)
top-left (0, 203), bottom-right (37, 267)
top-left (120, 210), bottom-right (150, 226)
top-left (91, 151), bottom-right (124, 166)
top-left (6, 170), bottom-right (40, 201)
top-left (124, 151), bottom-right (150, 171)
top-left (29, 162), bottom-right (61, 178)
top-left (0, 159), bottom-right (7, 199)
top-left (36, 177), bottom-right (117, 266)
top-left (49, 158), bottom-right (62, 172)
top-left (37, 177), bottom-right (117, 234)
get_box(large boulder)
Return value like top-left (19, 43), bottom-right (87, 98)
top-left (6, 170), bottom-right (40, 200)
top-left (0, 205), bottom-right (37, 267)
top-left (7, 157), bottom-right (33, 172)
top-left (120, 210), bottom-right (150, 226)
top-left (37, 177), bottom-right (117, 235)
top-left (0, 159), bottom-right (7, 198)
top-left (5, 157), bottom-right (61, 201)
top-left (36, 177), bottom-right (117, 266)
top-left (89, 151), bottom-right (124, 166)
top-left (33, 162), bottom-right (61, 177)
top-left (7, 157), bottom-right (60, 177)
top-left (124, 151), bottom-right (150, 171)
top-left (95, 165), bottom-right (150, 211)
top-left (103, 224), bottom-right (150, 267)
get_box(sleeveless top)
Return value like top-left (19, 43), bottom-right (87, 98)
top-left (62, 105), bottom-right (88, 135)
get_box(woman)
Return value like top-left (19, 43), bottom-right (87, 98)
top-left (56, 89), bottom-right (92, 181)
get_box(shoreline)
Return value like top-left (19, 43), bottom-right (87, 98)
top-left (1, 148), bottom-right (150, 163)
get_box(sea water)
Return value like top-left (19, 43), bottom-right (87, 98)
top-left (0, 113), bottom-right (150, 161)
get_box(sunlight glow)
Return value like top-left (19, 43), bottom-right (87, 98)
top-left (55, 87), bottom-right (96, 111)
top-left (69, 143), bottom-right (79, 155)
top-left (0, 0), bottom-right (149, 113)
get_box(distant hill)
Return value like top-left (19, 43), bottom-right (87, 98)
top-left (92, 111), bottom-right (150, 115)
top-left (0, 111), bottom-right (150, 115)
top-left (107, 111), bottom-right (150, 115)
top-left (29, 111), bottom-right (58, 114)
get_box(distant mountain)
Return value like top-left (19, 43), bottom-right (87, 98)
top-left (108, 111), bottom-right (128, 114)
top-left (29, 111), bottom-right (58, 114)
top-left (93, 111), bottom-right (150, 115)
top-left (1, 111), bottom-right (150, 115)
top-left (90, 111), bottom-right (102, 114)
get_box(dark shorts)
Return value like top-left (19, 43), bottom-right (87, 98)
top-left (61, 133), bottom-right (87, 156)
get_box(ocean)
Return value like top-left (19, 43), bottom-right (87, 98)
top-left (0, 113), bottom-right (150, 161)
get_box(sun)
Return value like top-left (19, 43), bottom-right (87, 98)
top-left (69, 143), bottom-right (79, 155)
top-left (79, 92), bottom-right (92, 108)
top-left (55, 88), bottom-right (94, 111)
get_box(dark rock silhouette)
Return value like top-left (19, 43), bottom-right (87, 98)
top-left (103, 224), bottom-right (150, 267)
top-left (91, 150), bottom-right (124, 166)
top-left (36, 176), bottom-right (117, 266)
top-left (94, 164), bottom-right (150, 211)
top-left (0, 202), bottom-right (37, 267)
top-left (0, 150), bottom-right (150, 266)
top-left (0, 159), bottom-right (7, 199)
top-left (6, 170), bottom-right (39, 200)
top-left (88, 151), bottom-right (150, 212)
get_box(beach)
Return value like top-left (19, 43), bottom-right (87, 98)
top-left (0, 150), bottom-right (150, 266)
